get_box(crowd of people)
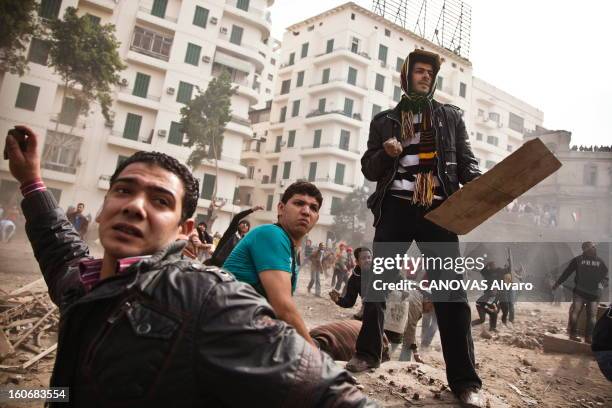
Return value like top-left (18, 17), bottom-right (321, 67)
top-left (503, 199), bottom-right (559, 227)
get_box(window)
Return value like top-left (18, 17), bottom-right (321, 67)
top-left (41, 131), bottom-right (81, 174)
top-left (313, 129), bottom-right (322, 148)
top-left (375, 74), bottom-right (385, 92)
top-left (334, 163), bottom-right (346, 185)
top-left (58, 97), bottom-right (81, 126)
top-left (193, 6), bottom-right (209, 28)
top-left (236, 0), bottom-right (249, 11)
top-left (39, 0), bottom-right (62, 19)
top-left (266, 195), bottom-right (273, 211)
top-left (436, 76), bottom-right (444, 90)
top-left (486, 135), bottom-right (499, 146)
top-left (296, 71), bottom-right (304, 87)
top-left (133, 72), bottom-right (151, 98)
top-left (339, 130), bottom-right (350, 150)
top-left (15, 83), bottom-right (40, 111)
top-left (28, 38), bottom-right (51, 65)
top-left (292, 100), bottom-right (300, 117)
top-left (177, 81), bottom-right (194, 104)
top-left (131, 26), bottom-right (173, 61)
top-left (123, 113), bottom-right (142, 140)
top-left (274, 135), bottom-right (282, 152)
top-left (279, 106), bottom-right (287, 122)
top-left (318, 98), bottom-right (326, 112)
top-left (201, 174), bottom-right (216, 199)
top-left (372, 104), bottom-right (382, 117)
top-left (378, 44), bottom-right (388, 65)
top-left (287, 130), bottom-right (296, 147)
top-left (351, 37), bottom-right (359, 53)
top-left (396, 57), bottom-right (403, 72)
top-left (270, 58), bottom-right (276, 65)
top-left (507, 145), bottom-right (513, 152)
top-left (288, 52), bottom-right (295, 65)
top-left (267, 73), bottom-right (274, 81)
top-left (151, 0), bottom-right (168, 18)
top-left (270, 165), bottom-right (278, 182)
top-left (459, 82), bottom-right (467, 98)
top-left (308, 162), bottom-right (317, 181)
top-left (384, 28), bottom-right (391, 37)
top-left (343, 98), bottom-right (354, 116)
top-left (476, 132), bottom-right (483, 141)
top-left (347, 67), bottom-right (357, 85)
top-left (185, 43), bottom-right (202, 66)
top-left (584, 165), bottom-right (597, 186)
top-left (282, 162), bottom-right (291, 179)
top-left (351, 13), bottom-right (355, 20)
top-left (301, 42), bottom-right (309, 58)
top-left (168, 121), bottom-right (184, 146)
top-left (485, 160), bottom-right (496, 169)
top-left (230, 25), bottom-right (244, 45)
top-left (322, 68), bottom-right (330, 84)
top-left (508, 112), bottom-right (525, 133)
top-left (86, 14), bottom-right (101, 25)
top-left (326, 39), bottom-right (334, 53)
top-left (488, 112), bottom-right (500, 124)
top-left (393, 85), bottom-right (401, 102)
top-left (331, 197), bottom-right (342, 215)
top-left (477, 109), bottom-right (484, 117)
top-left (280, 79), bottom-right (291, 94)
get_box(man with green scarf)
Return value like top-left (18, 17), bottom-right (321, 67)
top-left (357, 49), bottom-right (484, 407)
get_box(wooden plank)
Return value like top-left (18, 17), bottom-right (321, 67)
top-left (9, 278), bottom-right (45, 296)
top-left (425, 138), bottom-right (562, 235)
top-left (4, 317), bottom-right (39, 329)
top-left (0, 329), bottom-right (14, 360)
top-left (22, 343), bottom-right (57, 369)
top-left (12, 308), bottom-right (56, 348)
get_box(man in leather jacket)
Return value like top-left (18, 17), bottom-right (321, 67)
top-left (356, 50), bottom-right (484, 407)
top-left (4, 125), bottom-right (377, 407)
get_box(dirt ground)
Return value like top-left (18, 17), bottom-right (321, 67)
top-left (1, 237), bottom-right (610, 407)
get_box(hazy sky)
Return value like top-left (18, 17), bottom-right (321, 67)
top-left (269, 0), bottom-right (612, 147)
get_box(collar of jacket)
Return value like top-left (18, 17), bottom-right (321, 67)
top-left (387, 99), bottom-right (443, 123)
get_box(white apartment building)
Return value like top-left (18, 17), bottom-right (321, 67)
top-left (0, 0), bottom-right (275, 234)
top-left (239, 1), bottom-right (543, 244)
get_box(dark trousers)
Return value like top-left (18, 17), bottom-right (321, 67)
top-left (355, 196), bottom-right (481, 393)
top-left (499, 301), bottom-right (514, 324)
top-left (472, 305), bottom-right (498, 330)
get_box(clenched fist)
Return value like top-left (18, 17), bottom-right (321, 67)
top-left (383, 137), bottom-right (402, 158)
top-left (5, 125), bottom-right (41, 185)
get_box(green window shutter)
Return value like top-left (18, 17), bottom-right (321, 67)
top-left (236, 0), bottom-right (250, 11)
top-left (288, 52), bottom-right (295, 65)
top-left (151, 0), bottom-right (168, 18)
top-left (334, 163), bottom-right (345, 185)
top-left (193, 6), bottom-right (209, 28)
top-left (275, 135), bottom-right (282, 152)
top-left (313, 129), bottom-right (321, 148)
top-left (343, 98), bottom-right (354, 116)
top-left (291, 100), bottom-right (300, 117)
top-left (378, 44), bottom-right (388, 64)
top-left (322, 68), bottom-right (330, 84)
top-left (39, 0), bottom-right (62, 19)
top-left (27, 38), bottom-right (51, 65)
top-left (123, 113), bottom-right (142, 141)
top-left (296, 71), bottom-right (304, 87)
top-left (177, 81), bottom-right (194, 104)
top-left (436, 76), bottom-right (444, 90)
top-left (326, 39), bottom-right (334, 53)
top-left (372, 104), bottom-right (382, 117)
top-left (201, 174), bottom-right (216, 199)
top-left (331, 197), bottom-right (342, 215)
top-left (168, 121), bottom-right (184, 145)
top-left (375, 74), bottom-right (385, 92)
top-left (308, 162), bottom-right (317, 182)
top-left (393, 86), bottom-right (401, 102)
top-left (230, 25), bottom-right (244, 45)
top-left (270, 165), bottom-right (278, 182)
top-left (280, 79), bottom-right (291, 94)
top-left (279, 106), bottom-right (287, 122)
top-left (301, 42), bottom-right (309, 58)
top-left (266, 195), bottom-right (273, 211)
top-left (59, 98), bottom-right (81, 126)
top-left (287, 130), bottom-right (296, 147)
top-left (282, 162), bottom-right (291, 179)
top-left (347, 67), bottom-right (357, 85)
top-left (396, 57), bottom-right (403, 72)
top-left (15, 83), bottom-right (40, 111)
top-left (339, 130), bottom-right (350, 150)
top-left (185, 43), bottom-right (202, 66)
top-left (318, 98), bottom-right (326, 112)
top-left (133, 73), bottom-right (151, 98)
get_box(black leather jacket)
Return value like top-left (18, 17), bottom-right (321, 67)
top-left (21, 191), bottom-right (377, 407)
top-left (361, 100), bottom-right (481, 227)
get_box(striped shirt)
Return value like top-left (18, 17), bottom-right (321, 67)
top-left (389, 112), bottom-right (445, 201)
top-left (78, 256), bottom-right (150, 292)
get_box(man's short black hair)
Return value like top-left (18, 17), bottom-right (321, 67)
top-left (239, 219), bottom-right (250, 228)
top-left (353, 247), bottom-right (372, 262)
top-left (110, 151), bottom-right (199, 223)
top-left (77, 202), bottom-right (85, 207)
top-left (198, 221), bottom-right (207, 229)
top-left (280, 181), bottom-right (323, 209)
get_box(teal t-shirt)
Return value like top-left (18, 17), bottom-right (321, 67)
top-left (222, 224), bottom-right (298, 297)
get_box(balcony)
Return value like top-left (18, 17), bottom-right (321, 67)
top-left (216, 36), bottom-right (266, 72)
top-left (106, 129), bottom-right (153, 150)
top-left (224, 0), bottom-right (272, 37)
top-left (300, 143), bottom-right (361, 160)
top-left (304, 110), bottom-right (363, 128)
top-left (237, 176), bottom-right (257, 188)
top-left (241, 146), bottom-right (262, 160)
top-left (127, 49), bottom-right (169, 71)
top-left (313, 48), bottom-right (371, 67)
top-left (475, 116), bottom-right (502, 130)
top-left (117, 89), bottom-right (161, 111)
top-left (308, 78), bottom-right (368, 97)
top-left (48, 115), bottom-right (87, 137)
top-left (312, 177), bottom-right (355, 193)
top-left (78, 0), bottom-right (116, 12)
top-left (41, 167), bottom-right (77, 184)
top-left (136, 5), bottom-right (177, 31)
top-left (260, 180), bottom-right (277, 190)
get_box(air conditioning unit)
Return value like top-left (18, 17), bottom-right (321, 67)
top-left (220, 27), bottom-right (228, 35)
top-left (202, 55), bottom-right (211, 63)
top-left (120, 78), bottom-right (129, 87)
top-left (166, 87), bottom-right (175, 95)
top-left (210, 17), bottom-right (218, 25)
top-left (280, 141), bottom-right (286, 147)
top-left (157, 129), bottom-right (167, 137)
top-left (280, 180), bottom-right (286, 187)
